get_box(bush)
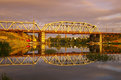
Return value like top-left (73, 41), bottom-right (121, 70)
top-left (0, 42), bottom-right (11, 57)
top-left (44, 49), bottom-right (57, 54)
top-left (0, 73), bottom-right (11, 80)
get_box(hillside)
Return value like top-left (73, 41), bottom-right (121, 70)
top-left (0, 31), bottom-right (32, 55)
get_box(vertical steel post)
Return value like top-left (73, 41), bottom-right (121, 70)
top-left (99, 34), bottom-right (102, 53)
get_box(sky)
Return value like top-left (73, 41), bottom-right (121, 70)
top-left (0, 0), bottom-right (121, 32)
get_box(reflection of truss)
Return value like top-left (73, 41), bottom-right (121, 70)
top-left (0, 54), bottom-right (93, 66)
top-left (80, 47), bottom-right (89, 52)
top-left (0, 55), bottom-right (36, 66)
top-left (42, 55), bottom-right (93, 66)
top-left (80, 35), bottom-right (89, 39)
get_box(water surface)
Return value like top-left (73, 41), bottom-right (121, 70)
top-left (0, 43), bottom-right (121, 80)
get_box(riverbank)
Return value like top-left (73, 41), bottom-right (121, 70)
top-left (0, 31), bottom-right (32, 55)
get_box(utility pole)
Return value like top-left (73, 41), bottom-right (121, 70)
top-left (112, 28), bottom-right (114, 32)
top-left (120, 27), bottom-right (121, 33)
top-left (106, 25), bottom-right (107, 32)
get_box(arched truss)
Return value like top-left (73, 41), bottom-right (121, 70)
top-left (41, 21), bottom-right (100, 33)
top-left (0, 54), bottom-right (93, 66)
top-left (42, 54), bottom-right (93, 66)
top-left (0, 21), bottom-right (40, 31)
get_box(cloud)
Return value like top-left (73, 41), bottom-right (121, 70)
top-left (97, 13), bottom-right (121, 21)
top-left (0, 0), bottom-right (121, 28)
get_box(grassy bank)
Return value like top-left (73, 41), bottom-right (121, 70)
top-left (0, 31), bottom-right (32, 55)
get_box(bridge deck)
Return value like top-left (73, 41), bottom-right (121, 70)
top-left (0, 29), bottom-right (121, 34)
top-left (7, 52), bottom-right (120, 57)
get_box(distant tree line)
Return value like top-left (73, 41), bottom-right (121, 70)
top-left (46, 35), bottom-right (90, 44)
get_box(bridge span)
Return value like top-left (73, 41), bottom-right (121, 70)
top-left (0, 21), bottom-right (121, 44)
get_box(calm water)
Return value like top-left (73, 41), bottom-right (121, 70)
top-left (0, 43), bottom-right (121, 80)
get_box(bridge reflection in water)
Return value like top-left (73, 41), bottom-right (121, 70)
top-left (0, 53), bottom-right (120, 66)
top-left (1, 41), bottom-right (121, 66)
top-left (0, 54), bottom-right (93, 66)
top-left (1, 42), bottom-right (121, 66)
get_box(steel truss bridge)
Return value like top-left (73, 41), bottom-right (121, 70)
top-left (0, 21), bottom-right (99, 33)
top-left (0, 21), bottom-right (121, 43)
top-left (0, 21), bottom-right (121, 54)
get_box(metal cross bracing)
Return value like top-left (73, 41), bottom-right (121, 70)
top-left (0, 54), bottom-right (93, 66)
top-left (0, 21), bottom-right (100, 33)
top-left (0, 21), bottom-right (40, 31)
top-left (1, 21), bottom-right (121, 35)
top-left (0, 53), bottom-right (120, 66)
top-left (42, 21), bottom-right (100, 33)
top-left (42, 54), bottom-right (93, 66)
top-left (80, 47), bottom-right (89, 52)
top-left (0, 21), bottom-right (102, 43)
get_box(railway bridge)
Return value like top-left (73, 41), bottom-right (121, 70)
top-left (0, 21), bottom-right (121, 53)
top-left (1, 21), bottom-right (120, 42)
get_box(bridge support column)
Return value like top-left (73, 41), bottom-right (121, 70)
top-left (41, 44), bottom-right (45, 55)
top-left (99, 43), bottom-right (102, 53)
top-left (39, 44), bottom-right (45, 55)
top-left (38, 44), bottom-right (45, 55)
top-left (99, 34), bottom-right (103, 53)
top-left (100, 34), bottom-right (102, 43)
top-left (38, 32), bottom-right (45, 43)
